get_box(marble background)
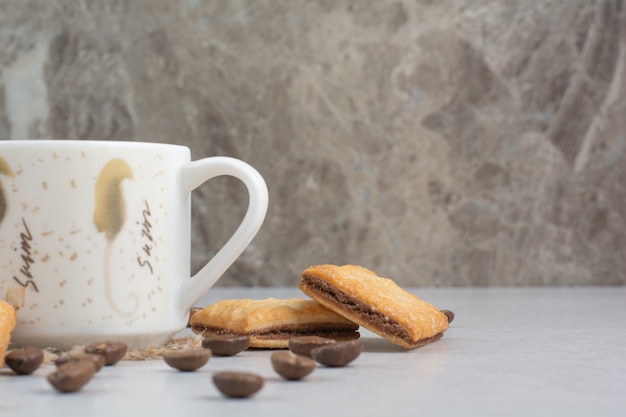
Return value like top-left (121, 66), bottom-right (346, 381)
top-left (0, 0), bottom-right (624, 286)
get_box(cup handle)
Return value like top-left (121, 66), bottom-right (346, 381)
top-left (177, 156), bottom-right (268, 311)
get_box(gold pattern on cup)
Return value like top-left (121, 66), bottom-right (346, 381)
top-left (1, 157), bottom-right (30, 310)
top-left (94, 158), bottom-right (139, 317)
top-left (94, 158), bottom-right (134, 241)
top-left (0, 156), bottom-right (15, 224)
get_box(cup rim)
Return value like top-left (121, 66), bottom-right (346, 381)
top-left (0, 139), bottom-right (189, 151)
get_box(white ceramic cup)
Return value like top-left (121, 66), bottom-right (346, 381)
top-left (0, 140), bottom-right (268, 349)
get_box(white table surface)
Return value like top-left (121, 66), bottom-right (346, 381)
top-left (2, 286), bottom-right (625, 417)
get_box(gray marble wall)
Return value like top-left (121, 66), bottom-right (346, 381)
top-left (1, 0), bottom-right (625, 286)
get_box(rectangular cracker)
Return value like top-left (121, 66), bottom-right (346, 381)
top-left (300, 264), bottom-right (449, 349)
top-left (189, 298), bottom-right (359, 349)
top-left (1, 300), bottom-right (17, 367)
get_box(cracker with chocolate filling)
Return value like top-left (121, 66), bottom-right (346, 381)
top-left (1, 300), bottom-right (17, 367)
top-left (189, 298), bottom-right (360, 349)
top-left (300, 264), bottom-right (449, 349)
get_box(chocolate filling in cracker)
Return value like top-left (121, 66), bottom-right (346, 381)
top-left (300, 264), bottom-right (449, 349)
top-left (194, 324), bottom-right (359, 343)
top-left (189, 298), bottom-right (359, 349)
top-left (300, 275), bottom-right (414, 344)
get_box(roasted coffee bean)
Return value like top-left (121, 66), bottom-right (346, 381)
top-left (163, 349), bottom-right (211, 371)
top-left (213, 371), bottom-right (264, 398)
top-left (48, 360), bottom-right (96, 393)
top-left (55, 353), bottom-right (106, 372)
top-left (271, 351), bottom-right (316, 380)
top-left (5, 346), bottom-right (44, 375)
top-left (310, 339), bottom-right (364, 367)
top-left (442, 309), bottom-right (455, 323)
top-left (85, 341), bottom-right (128, 365)
top-left (288, 336), bottom-right (336, 357)
top-left (202, 335), bottom-right (250, 356)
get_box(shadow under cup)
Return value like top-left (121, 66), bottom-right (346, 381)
top-left (0, 140), bottom-right (268, 349)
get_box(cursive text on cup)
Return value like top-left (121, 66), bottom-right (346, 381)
top-left (12, 217), bottom-right (40, 292)
top-left (136, 199), bottom-right (154, 274)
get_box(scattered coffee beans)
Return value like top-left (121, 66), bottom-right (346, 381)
top-left (213, 371), bottom-right (264, 398)
top-left (163, 349), bottom-right (212, 371)
top-left (288, 336), bottom-right (336, 357)
top-left (47, 360), bottom-right (96, 393)
top-left (310, 339), bottom-right (364, 367)
top-left (85, 341), bottom-right (128, 366)
top-left (202, 335), bottom-right (250, 356)
top-left (442, 309), bottom-right (455, 323)
top-left (271, 351), bottom-right (316, 380)
top-left (5, 346), bottom-right (44, 375)
top-left (55, 353), bottom-right (106, 372)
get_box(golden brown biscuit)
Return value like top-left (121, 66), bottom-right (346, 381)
top-left (300, 264), bottom-right (449, 349)
top-left (1, 300), bottom-right (17, 367)
top-left (190, 298), bottom-right (359, 349)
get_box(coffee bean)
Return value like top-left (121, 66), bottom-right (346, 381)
top-left (48, 360), bottom-right (96, 393)
top-left (202, 335), bottom-right (250, 356)
top-left (310, 339), bottom-right (364, 367)
top-left (163, 349), bottom-right (211, 371)
top-left (288, 336), bottom-right (336, 357)
top-left (271, 351), bottom-right (316, 380)
top-left (442, 309), bottom-right (455, 323)
top-left (55, 353), bottom-right (106, 372)
top-left (85, 341), bottom-right (128, 366)
top-left (5, 346), bottom-right (44, 375)
top-left (213, 371), bottom-right (264, 398)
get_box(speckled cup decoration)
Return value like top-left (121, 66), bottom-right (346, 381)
top-left (0, 140), bottom-right (268, 349)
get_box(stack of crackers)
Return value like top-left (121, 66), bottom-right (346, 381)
top-left (191, 264), bottom-right (450, 350)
